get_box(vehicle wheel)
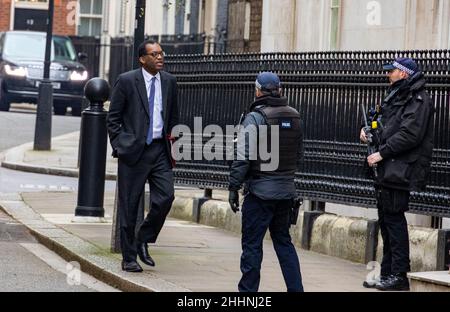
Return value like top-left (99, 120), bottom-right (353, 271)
top-left (0, 85), bottom-right (10, 112)
top-left (71, 106), bottom-right (82, 117)
top-left (54, 105), bottom-right (67, 116)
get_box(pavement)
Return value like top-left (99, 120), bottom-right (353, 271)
top-left (0, 131), bottom-right (377, 292)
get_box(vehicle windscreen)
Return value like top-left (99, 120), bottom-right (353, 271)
top-left (3, 33), bottom-right (77, 62)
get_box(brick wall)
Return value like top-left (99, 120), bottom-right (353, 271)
top-left (0, 0), bottom-right (12, 32)
top-left (227, 0), bottom-right (262, 53)
top-left (0, 0), bottom-right (75, 35)
top-left (53, 0), bottom-right (76, 36)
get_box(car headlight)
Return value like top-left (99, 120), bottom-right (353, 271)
top-left (4, 64), bottom-right (28, 77)
top-left (70, 70), bottom-right (88, 81)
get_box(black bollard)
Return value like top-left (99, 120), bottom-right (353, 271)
top-left (34, 81), bottom-right (53, 150)
top-left (75, 78), bottom-right (110, 218)
top-left (34, 0), bottom-right (54, 151)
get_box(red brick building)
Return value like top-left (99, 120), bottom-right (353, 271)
top-left (0, 0), bottom-right (76, 35)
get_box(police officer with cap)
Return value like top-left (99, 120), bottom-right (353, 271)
top-left (361, 57), bottom-right (434, 291)
top-left (229, 72), bottom-right (304, 292)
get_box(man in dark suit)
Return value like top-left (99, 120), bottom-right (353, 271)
top-left (107, 40), bottom-right (179, 272)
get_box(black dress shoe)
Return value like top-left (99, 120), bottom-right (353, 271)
top-left (121, 260), bottom-right (143, 273)
top-left (137, 243), bottom-right (156, 267)
top-left (375, 273), bottom-right (410, 291)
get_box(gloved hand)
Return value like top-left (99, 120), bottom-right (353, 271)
top-left (228, 190), bottom-right (240, 213)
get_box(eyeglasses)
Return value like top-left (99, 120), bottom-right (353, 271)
top-left (145, 51), bottom-right (165, 58)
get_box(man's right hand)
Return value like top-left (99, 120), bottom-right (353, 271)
top-left (228, 190), bottom-right (240, 213)
top-left (360, 128), bottom-right (368, 143)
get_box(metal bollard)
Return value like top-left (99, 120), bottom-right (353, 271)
top-left (192, 188), bottom-right (213, 223)
top-left (75, 78), bottom-right (110, 218)
top-left (34, 81), bottom-right (53, 151)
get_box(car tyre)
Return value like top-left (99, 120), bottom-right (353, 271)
top-left (0, 85), bottom-right (10, 112)
top-left (71, 106), bottom-right (82, 117)
top-left (54, 105), bottom-right (67, 116)
top-left (70, 99), bottom-right (83, 117)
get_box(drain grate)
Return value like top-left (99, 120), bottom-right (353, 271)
top-left (0, 214), bottom-right (36, 243)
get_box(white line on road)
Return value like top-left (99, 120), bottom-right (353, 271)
top-left (20, 184), bottom-right (75, 191)
top-left (20, 243), bottom-right (120, 292)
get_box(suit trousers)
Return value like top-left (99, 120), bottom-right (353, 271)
top-left (376, 186), bottom-right (411, 275)
top-left (239, 193), bottom-right (303, 292)
top-left (117, 139), bottom-right (175, 262)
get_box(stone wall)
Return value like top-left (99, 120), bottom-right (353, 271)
top-left (227, 0), bottom-right (262, 53)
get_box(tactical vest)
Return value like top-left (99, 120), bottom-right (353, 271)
top-left (250, 104), bottom-right (302, 176)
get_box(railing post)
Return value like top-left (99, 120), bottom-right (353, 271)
top-left (133, 0), bottom-right (146, 69)
top-left (311, 201), bottom-right (326, 212)
top-left (192, 188), bottom-right (213, 223)
top-left (74, 78), bottom-right (110, 221)
top-left (437, 229), bottom-right (450, 271)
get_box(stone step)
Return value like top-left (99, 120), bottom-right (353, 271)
top-left (408, 271), bottom-right (450, 292)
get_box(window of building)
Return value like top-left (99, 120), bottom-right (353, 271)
top-left (78, 0), bottom-right (103, 37)
top-left (330, 0), bottom-right (341, 50)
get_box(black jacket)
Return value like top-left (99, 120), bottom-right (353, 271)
top-left (229, 95), bottom-right (304, 200)
top-left (107, 69), bottom-right (179, 166)
top-left (377, 72), bottom-right (434, 191)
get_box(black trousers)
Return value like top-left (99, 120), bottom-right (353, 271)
top-left (376, 186), bottom-right (411, 275)
top-left (117, 140), bottom-right (174, 262)
top-left (239, 193), bottom-right (303, 292)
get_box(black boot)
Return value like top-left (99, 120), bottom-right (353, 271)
top-left (375, 273), bottom-right (409, 291)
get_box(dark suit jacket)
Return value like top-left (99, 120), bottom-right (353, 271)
top-left (107, 69), bottom-right (179, 166)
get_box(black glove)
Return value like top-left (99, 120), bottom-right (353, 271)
top-left (228, 190), bottom-right (240, 213)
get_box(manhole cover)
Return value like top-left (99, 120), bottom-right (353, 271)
top-left (0, 214), bottom-right (36, 243)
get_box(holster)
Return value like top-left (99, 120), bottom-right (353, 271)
top-left (290, 197), bottom-right (303, 225)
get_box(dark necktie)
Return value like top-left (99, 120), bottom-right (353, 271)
top-left (146, 77), bottom-right (156, 145)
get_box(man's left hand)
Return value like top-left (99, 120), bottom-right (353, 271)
top-left (228, 190), bottom-right (240, 213)
top-left (367, 152), bottom-right (383, 167)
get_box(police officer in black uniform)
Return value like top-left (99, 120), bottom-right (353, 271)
top-left (228, 72), bottom-right (304, 292)
top-left (361, 58), bottom-right (434, 291)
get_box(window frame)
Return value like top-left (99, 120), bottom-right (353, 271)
top-left (14, 0), bottom-right (49, 10)
top-left (78, 0), bottom-right (103, 37)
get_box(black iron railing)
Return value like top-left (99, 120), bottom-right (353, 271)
top-left (164, 50), bottom-right (450, 217)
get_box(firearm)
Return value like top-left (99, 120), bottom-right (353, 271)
top-left (290, 197), bottom-right (303, 225)
top-left (361, 104), bottom-right (378, 178)
top-left (228, 110), bottom-right (247, 166)
top-left (235, 110), bottom-right (247, 140)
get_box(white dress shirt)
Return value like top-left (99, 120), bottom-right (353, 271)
top-left (142, 68), bottom-right (163, 139)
